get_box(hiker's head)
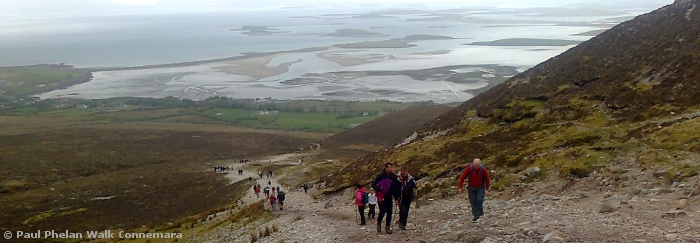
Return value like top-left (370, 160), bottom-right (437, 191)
top-left (400, 164), bottom-right (409, 177)
top-left (356, 184), bottom-right (364, 189)
top-left (369, 188), bottom-right (375, 193)
top-left (384, 163), bottom-right (393, 173)
top-left (473, 158), bottom-right (482, 167)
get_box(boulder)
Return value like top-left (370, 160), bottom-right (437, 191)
top-left (542, 230), bottom-right (565, 243)
top-left (599, 199), bottom-right (620, 213)
top-left (525, 166), bottom-right (541, 178)
top-left (676, 199), bottom-right (689, 209)
top-left (663, 210), bottom-right (687, 218)
top-left (664, 233), bottom-right (679, 241)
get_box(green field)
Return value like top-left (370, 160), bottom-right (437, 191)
top-left (2, 96), bottom-right (431, 133)
top-left (203, 108), bottom-right (379, 132)
top-left (0, 65), bottom-right (91, 96)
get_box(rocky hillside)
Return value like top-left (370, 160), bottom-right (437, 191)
top-left (322, 0), bottom-right (700, 191)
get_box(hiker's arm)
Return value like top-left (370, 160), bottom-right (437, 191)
top-left (484, 169), bottom-right (491, 191)
top-left (371, 173), bottom-right (382, 191)
top-left (457, 166), bottom-right (470, 193)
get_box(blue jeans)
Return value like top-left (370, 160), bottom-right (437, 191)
top-left (377, 199), bottom-right (393, 227)
top-left (467, 186), bottom-right (485, 217)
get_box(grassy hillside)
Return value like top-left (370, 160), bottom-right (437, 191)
top-left (322, 0), bottom-right (700, 191)
top-left (0, 64), bottom-right (92, 96)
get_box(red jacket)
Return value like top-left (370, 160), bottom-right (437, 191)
top-left (458, 164), bottom-right (491, 190)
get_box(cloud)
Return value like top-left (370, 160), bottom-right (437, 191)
top-left (111, 0), bottom-right (159, 5)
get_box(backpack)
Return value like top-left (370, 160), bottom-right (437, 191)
top-left (374, 178), bottom-right (393, 202)
top-left (361, 192), bottom-right (369, 205)
top-left (470, 164), bottom-right (487, 183)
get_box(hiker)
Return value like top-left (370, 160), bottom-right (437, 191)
top-left (458, 158), bottom-right (492, 222)
top-left (355, 185), bottom-right (368, 225)
top-left (278, 190), bottom-right (286, 210)
top-left (276, 186), bottom-right (281, 195)
top-left (254, 184), bottom-right (261, 198)
top-left (395, 164), bottom-right (417, 230)
top-left (264, 185), bottom-right (270, 198)
top-left (372, 162), bottom-right (398, 234)
top-left (270, 194), bottom-right (277, 211)
top-left (302, 183), bottom-right (309, 194)
top-left (367, 188), bottom-right (377, 219)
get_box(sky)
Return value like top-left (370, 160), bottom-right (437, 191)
top-left (0, 0), bottom-right (673, 16)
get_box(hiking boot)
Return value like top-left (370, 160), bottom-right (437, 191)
top-left (376, 221), bottom-right (382, 233)
top-left (385, 226), bottom-right (393, 234)
top-left (472, 215), bottom-right (480, 222)
top-left (399, 224), bottom-right (406, 230)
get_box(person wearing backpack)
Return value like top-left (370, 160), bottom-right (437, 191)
top-left (372, 162), bottom-right (397, 234)
top-left (278, 190), bottom-right (286, 210)
top-left (367, 188), bottom-right (377, 219)
top-left (395, 164), bottom-right (417, 230)
top-left (457, 158), bottom-right (491, 222)
top-left (355, 185), bottom-right (368, 225)
top-left (302, 183), bottom-right (309, 194)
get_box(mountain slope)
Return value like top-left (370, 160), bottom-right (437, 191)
top-left (322, 105), bottom-right (453, 149)
top-left (316, 104), bottom-right (452, 160)
top-left (322, 0), bottom-right (700, 191)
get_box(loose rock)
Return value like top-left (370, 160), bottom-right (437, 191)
top-left (599, 199), bottom-right (620, 213)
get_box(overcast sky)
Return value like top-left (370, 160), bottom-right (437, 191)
top-left (1, 0), bottom-right (673, 16)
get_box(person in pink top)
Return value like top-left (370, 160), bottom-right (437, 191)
top-left (355, 185), bottom-right (368, 225)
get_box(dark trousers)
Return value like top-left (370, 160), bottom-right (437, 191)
top-left (358, 206), bottom-right (366, 225)
top-left (377, 199), bottom-right (393, 227)
top-left (398, 200), bottom-right (411, 227)
top-left (368, 204), bottom-right (376, 218)
top-left (467, 186), bottom-right (485, 217)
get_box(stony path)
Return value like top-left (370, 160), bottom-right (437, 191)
top-left (194, 160), bottom-right (700, 243)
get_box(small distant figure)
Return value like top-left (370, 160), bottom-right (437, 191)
top-left (259, 171), bottom-right (264, 179)
top-left (264, 185), bottom-right (270, 198)
top-left (254, 184), bottom-right (261, 198)
top-left (355, 184), bottom-right (368, 225)
top-left (299, 158), bottom-right (304, 165)
top-left (302, 183), bottom-right (309, 194)
top-left (270, 194), bottom-right (277, 211)
top-left (367, 188), bottom-right (377, 219)
top-left (278, 190), bottom-right (286, 210)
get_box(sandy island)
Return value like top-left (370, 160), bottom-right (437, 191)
top-left (215, 53), bottom-right (303, 79)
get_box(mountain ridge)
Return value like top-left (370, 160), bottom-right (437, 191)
top-left (320, 0), bottom-right (700, 192)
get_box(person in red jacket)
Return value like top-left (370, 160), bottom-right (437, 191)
top-left (457, 158), bottom-right (491, 222)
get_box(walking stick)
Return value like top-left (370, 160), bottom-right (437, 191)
top-left (355, 205), bottom-right (359, 225)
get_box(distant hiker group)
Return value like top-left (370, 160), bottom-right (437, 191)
top-left (253, 181), bottom-right (286, 211)
top-left (355, 158), bottom-right (490, 234)
top-left (213, 165), bottom-right (229, 172)
top-left (259, 170), bottom-right (274, 179)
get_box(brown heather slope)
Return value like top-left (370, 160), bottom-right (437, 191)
top-left (0, 128), bottom-right (314, 235)
top-left (322, 104), bottom-right (452, 150)
top-left (322, 0), bottom-right (700, 191)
